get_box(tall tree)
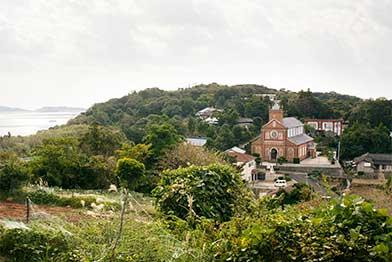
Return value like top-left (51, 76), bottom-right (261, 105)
top-left (80, 124), bottom-right (127, 157)
top-left (116, 158), bottom-right (145, 191)
top-left (340, 123), bottom-right (392, 160)
top-left (143, 123), bottom-right (183, 160)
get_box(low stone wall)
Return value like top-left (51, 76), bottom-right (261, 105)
top-left (278, 164), bottom-right (345, 177)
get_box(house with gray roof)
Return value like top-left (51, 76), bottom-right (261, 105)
top-left (353, 153), bottom-right (392, 174)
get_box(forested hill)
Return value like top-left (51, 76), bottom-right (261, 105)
top-left (69, 83), bottom-right (391, 157)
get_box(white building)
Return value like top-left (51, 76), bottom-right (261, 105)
top-left (226, 147), bottom-right (257, 182)
top-left (185, 137), bottom-right (208, 147)
top-left (196, 107), bottom-right (220, 119)
top-left (304, 119), bottom-right (344, 136)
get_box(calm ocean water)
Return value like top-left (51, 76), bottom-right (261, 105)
top-left (0, 111), bottom-right (82, 137)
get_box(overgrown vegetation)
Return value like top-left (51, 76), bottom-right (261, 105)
top-left (153, 164), bottom-right (249, 223)
top-left (1, 192), bottom-right (391, 261)
top-left (0, 153), bottom-right (29, 194)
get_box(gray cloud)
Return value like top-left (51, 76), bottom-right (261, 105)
top-left (0, 0), bottom-right (391, 108)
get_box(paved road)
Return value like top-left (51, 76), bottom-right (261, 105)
top-left (286, 172), bottom-right (329, 196)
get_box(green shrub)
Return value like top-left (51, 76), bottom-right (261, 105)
top-left (293, 157), bottom-right (300, 164)
top-left (277, 183), bottom-right (314, 205)
top-left (29, 137), bottom-right (117, 190)
top-left (357, 171), bottom-right (365, 176)
top-left (309, 169), bottom-right (322, 179)
top-left (251, 153), bottom-right (261, 165)
top-left (153, 164), bottom-right (249, 223)
top-left (211, 195), bottom-right (392, 261)
top-left (0, 224), bottom-right (81, 261)
top-left (116, 158), bottom-right (145, 191)
top-left (277, 156), bottom-right (287, 165)
top-left (0, 155), bottom-right (29, 193)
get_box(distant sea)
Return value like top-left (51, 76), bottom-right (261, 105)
top-left (0, 111), bottom-right (82, 137)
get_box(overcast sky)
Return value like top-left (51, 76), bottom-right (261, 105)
top-left (1, 0), bottom-right (391, 109)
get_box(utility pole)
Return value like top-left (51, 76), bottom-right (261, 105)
top-left (26, 198), bottom-right (31, 224)
top-left (337, 140), bottom-right (341, 162)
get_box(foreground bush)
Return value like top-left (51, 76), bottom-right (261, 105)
top-left (210, 195), bottom-right (392, 261)
top-left (0, 193), bottom-right (391, 261)
top-left (153, 164), bottom-right (249, 223)
top-left (0, 223), bottom-right (81, 262)
top-left (0, 217), bottom-right (201, 261)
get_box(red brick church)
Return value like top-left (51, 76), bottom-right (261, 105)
top-left (251, 102), bottom-right (315, 162)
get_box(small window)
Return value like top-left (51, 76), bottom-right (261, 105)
top-left (364, 162), bottom-right (371, 167)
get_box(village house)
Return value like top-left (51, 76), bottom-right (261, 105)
top-left (195, 107), bottom-right (221, 125)
top-left (195, 107), bottom-right (221, 119)
top-left (185, 137), bottom-right (207, 147)
top-left (353, 153), bottom-right (392, 174)
top-left (236, 117), bottom-right (254, 129)
top-left (254, 93), bottom-right (277, 99)
top-left (225, 147), bottom-right (257, 182)
top-left (251, 101), bottom-right (316, 162)
top-left (304, 118), bottom-right (344, 136)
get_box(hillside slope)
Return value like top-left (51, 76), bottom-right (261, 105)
top-left (69, 83), bottom-right (365, 145)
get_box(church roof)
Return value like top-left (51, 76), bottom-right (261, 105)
top-left (288, 133), bottom-right (313, 145)
top-left (282, 117), bottom-right (304, 128)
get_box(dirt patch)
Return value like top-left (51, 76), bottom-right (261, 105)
top-left (350, 186), bottom-right (392, 215)
top-left (352, 178), bottom-right (385, 185)
top-left (0, 201), bottom-right (85, 223)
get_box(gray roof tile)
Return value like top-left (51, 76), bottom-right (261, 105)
top-left (288, 133), bottom-right (314, 145)
top-left (282, 117), bottom-right (303, 128)
top-left (354, 153), bottom-right (392, 165)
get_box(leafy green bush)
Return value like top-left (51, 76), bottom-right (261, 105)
top-left (293, 157), bottom-right (300, 164)
top-left (116, 158), bottom-right (145, 191)
top-left (211, 195), bottom-right (392, 261)
top-left (0, 224), bottom-right (81, 262)
top-left (309, 169), bottom-right (323, 179)
top-left (29, 137), bottom-right (117, 189)
top-left (0, 154), bottom-right (29, 193)
top-left (277, 156), bottom-right (287, 165)
top-left (277, 183), bottom-right (314, 205)
top-left (357, 171), bottom-right (365, 176)
top-left (153, 164), bottom-right (249, 223)
top-left (251, 153), bottom-right (261, 165)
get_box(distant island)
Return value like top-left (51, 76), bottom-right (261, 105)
top-left (0, 106), bottom-right (30, 112)
top-left (35, 106), bottom-right (86, 113)
top-left (0, 106), bottom-right (86, 113)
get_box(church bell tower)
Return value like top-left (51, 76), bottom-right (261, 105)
top-left (269, 100), bottom-right (284, 122)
